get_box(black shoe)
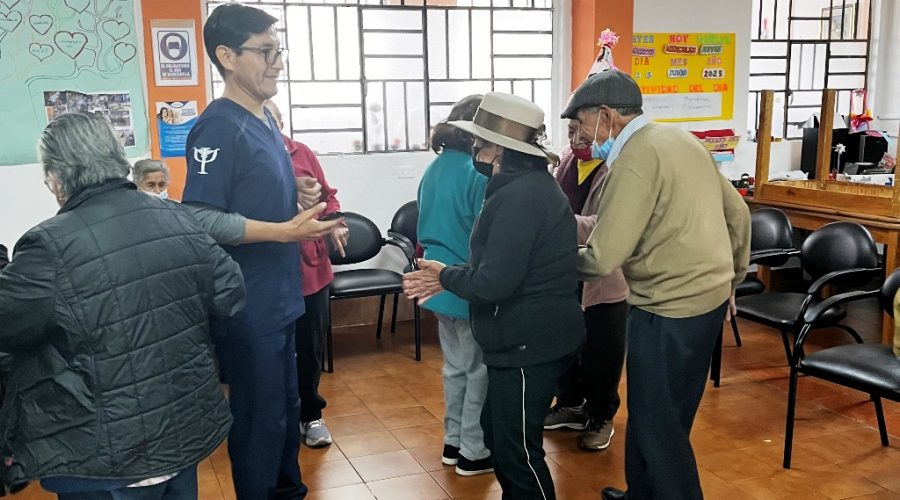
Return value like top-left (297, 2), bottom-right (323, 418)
top-left (441, 444), bottom-right (460, 466)
top-left (455, 455), bottom-right (494, 477)
top-left (601, 487), bottom-right (626, 500)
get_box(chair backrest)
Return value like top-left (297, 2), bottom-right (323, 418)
top-left (750, 207), bottom-right (795, 267)
top-left (880, 268), bottom-right (900, 316)
top-left (390, 201), bottom-right (419, 246)
top-left (329, 212), bottom-right (385, 265)
top-left (801, 221), bottom-right (878, 285)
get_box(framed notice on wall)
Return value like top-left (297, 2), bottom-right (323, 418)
top-left (151, 20), bottom-right (199, 87)
top-left (631, 33), bottom-right (735, 122)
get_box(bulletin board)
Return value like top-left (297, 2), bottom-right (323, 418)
top-left (0, 0), bottom-right (149, 166)
top-left (631, 33), bottom-right (735, 122)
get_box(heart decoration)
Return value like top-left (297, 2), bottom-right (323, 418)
top-left (29, 42), bottom-right (54, 62)
top-left (0, 10), bottom-right (22, 33)
top-left (29, 14), bottom-right (52, 35)
top-left (54, 31), bottom-right (88, 60)
top-left (63, 0), bottom-right (89, 14)
top-left (0, 0), bottom-right (20, 10)
top-left (101, 19), bottom-right (129, 41)
top-left (113, 42), bottom-right (136, 64)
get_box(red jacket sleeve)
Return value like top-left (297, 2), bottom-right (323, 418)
top-left (284, 135), bottom-right (341, 213)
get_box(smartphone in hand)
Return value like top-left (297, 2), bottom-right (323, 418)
top-left (319, 211), bottom-right (345, 222)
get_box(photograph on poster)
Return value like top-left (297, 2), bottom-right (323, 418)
top-left (44, 90), bottom-right (136, 147)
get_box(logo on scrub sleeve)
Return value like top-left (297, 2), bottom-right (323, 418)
top-left (193, 147), bottom-right (219, 175)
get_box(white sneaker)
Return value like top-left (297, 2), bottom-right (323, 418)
top-left (299, 418), bottom-right (333, 448)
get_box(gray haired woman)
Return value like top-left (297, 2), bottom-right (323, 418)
top-left (132, 159), bottom-right (170, 199)
top-left (0, 111), bottom-right (247, 499)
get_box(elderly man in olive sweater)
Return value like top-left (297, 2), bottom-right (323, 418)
top-left (567, 71), bottom-right (751, 500)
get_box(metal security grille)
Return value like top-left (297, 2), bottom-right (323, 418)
top-left (207, 0), bottom-right (554, 155)
top-left (748, 0), bottom-right (873, 139)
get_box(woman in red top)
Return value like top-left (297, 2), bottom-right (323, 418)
top-left (265, 101), bottom-right (348, 448)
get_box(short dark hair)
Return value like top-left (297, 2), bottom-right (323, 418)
top-left (430, 94), bottom-right (483, 154)
top-left (204, 4), bottom-right (278, 77)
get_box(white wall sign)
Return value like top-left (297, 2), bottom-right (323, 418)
top-left (151, 19), bottom-right (199, 87)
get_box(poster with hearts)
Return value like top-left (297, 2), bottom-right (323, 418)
top-left (0, 0), bottom-right (148, 164)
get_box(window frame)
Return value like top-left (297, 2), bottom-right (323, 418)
top-left (205, 0), bottom-right (559, 155)
top-left (748, 0), bottom-right (874, 140)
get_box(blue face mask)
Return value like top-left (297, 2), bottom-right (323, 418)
top-left (591, 116), bottom-right (614, 161)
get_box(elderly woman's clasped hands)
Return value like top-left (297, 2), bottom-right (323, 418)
top-left (402, 259), bottom-right (447, 305)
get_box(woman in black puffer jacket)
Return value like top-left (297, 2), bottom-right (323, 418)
top-left (0, 113), bottom-right (245, 498)
top-left (405, 92), bottom-right (585, 500)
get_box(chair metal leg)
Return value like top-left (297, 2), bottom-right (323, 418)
top-left (376, 294), bottom-right (386, 339)
top-left (414, 301), bottom-right (421, 361)
top-left (390, 293), bottom-right (399, 333)
top-left (872, 395), bottom-right (890, 446)
top-left (710, 328), bottom-right (723, 387)
top-left (779, 330), bottom-right (793, 364)
top-left (730, 315), bottom-right (743, 347)
top-left (783, 366), bottom-right (800, 469)
top-left (326, 300), bottom-right (334, 373)
top-left (836, 324), bottom-right (865, 344)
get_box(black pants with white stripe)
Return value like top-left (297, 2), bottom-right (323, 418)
top-left (482, 358), bottom-right (565, 500)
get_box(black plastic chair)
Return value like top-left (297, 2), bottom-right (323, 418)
top-left (387, 201), bottom-right (419, 334)
top-left (711, 207), bottom-right (796, 387)
top-left (783, 269), bottom-right (900, 468)
top-left (735, 221), bottom-right (881, 365)
top-left (325, 212), bottom-right (421, 372)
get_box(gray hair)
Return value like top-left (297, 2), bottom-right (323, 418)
top-left (39, 112), bottom-right (131, 199)
top-left (132, 159), bottom-right (170, 185)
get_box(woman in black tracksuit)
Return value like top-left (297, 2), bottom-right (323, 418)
top-left (405, 92), bottom-right (585, 500)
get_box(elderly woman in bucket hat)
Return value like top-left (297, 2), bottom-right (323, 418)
top-left (404, 92), bottom-right (585, 500)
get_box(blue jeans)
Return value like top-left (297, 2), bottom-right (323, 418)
top-left (55, 467), bottom-right (197, 500)
top-left (436, 314), bottom-right (490, 461)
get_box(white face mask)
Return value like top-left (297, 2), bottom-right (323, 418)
top-left (143, 189), bottom-right (168, 201)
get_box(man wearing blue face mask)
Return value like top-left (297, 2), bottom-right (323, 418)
top-left (564, 71), bottom-right (751, 500)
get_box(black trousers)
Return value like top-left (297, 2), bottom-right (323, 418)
top-left (624, 303), bottom-right (727, 500)
top-left (482, 359), bottom-right (564, 500)
top-left (556, 300), bottom-right (628, 421)
top-left (295, 286), bottom-right (330, 422)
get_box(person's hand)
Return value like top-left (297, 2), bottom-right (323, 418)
top-left (330, 225), bottom-right (350, 258)
top-left (282, 203), bottom-right (343, 242)
top-left (297, 176), bottom-right (323, 210)
top-left (724, 291), bottom-right (737, 322)
top-left (403, 259), bottom-right (446, 304)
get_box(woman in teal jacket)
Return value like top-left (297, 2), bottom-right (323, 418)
top-left (417, 95), bottom-right (491, 476)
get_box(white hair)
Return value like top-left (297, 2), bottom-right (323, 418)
top-left (39, 112), bottom-right (131, 198)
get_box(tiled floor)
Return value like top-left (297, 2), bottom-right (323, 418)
top-left (16, 300), bottom-right (900, 499)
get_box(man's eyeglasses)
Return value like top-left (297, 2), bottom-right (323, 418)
top-left (237, 46), bottom-right (287, 65)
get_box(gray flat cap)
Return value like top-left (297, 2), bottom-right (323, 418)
top-left (561, 70), bottom-right (643, 119)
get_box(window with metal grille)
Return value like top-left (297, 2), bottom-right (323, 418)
top-left (207, 0), bottom-right (554, 155)
top-left (748, 0), bottom-right (873, 139)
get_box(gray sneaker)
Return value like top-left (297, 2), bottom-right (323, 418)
top-left (300, 418), bottom-right (333, 448)
top-left (579, 419), bottom-right (614, 451)
top-left (542, 405), bottom-right (588, 430)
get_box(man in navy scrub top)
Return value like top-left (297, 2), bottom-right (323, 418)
top-left (183, 4), bottom-right (344, 499)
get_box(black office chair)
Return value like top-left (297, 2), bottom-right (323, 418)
top-left (735, 221), bottom-right (881, 364)
top-left (782, 269), bottom-right (900, 468)
top-left (711, 208), bottom-right (795, 386)
top-left (387, 201), bottom-right (419, 333)
top-left (325, 212), bottom-right (421, 372)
